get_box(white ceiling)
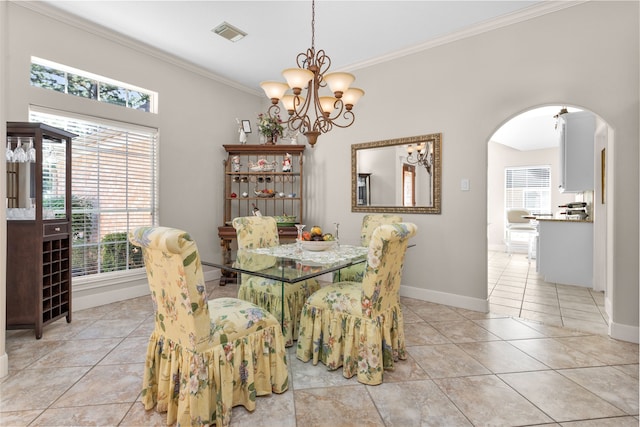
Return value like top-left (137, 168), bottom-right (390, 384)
top-left (32, 0), bottom-right (580, 150)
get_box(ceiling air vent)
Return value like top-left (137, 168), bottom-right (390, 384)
top-left (212, 22), bottom-right (247, 42)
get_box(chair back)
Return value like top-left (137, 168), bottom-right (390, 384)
top-left (360, 222), bottom-right (417, 317)
top-left (507, 209), bottom-right (531, 224)
top-left (360, 214), bottom-right (403, 247)
top-left (129, 226), bottom-right (210, 351)
top-left (233, 216), bottom-right (280, 249)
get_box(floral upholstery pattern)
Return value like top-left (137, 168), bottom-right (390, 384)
top-left (333, 214), bottom-right (403, 283)
top-left (233, 216), bottom-right (321, 346)
top-left (297, 222), bottom-right (417, 385)
top-left (129, 226), bottom-right (288, 427)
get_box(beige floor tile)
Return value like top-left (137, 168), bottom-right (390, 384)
top-left (518, 309), bottom-right (564, 327)
top-left (490, 288), bottom-right (524, 300)
top-left (118, 401), bottom-right (169, 426)
top-left (4, 337), bottom-right (66, 370)
top-left (499, 370), bottom-right (626, 422)
top-left (403, 321), bottom-right (451, 346)
top-left (559, 299), bottom-right (603, 312)
top-left (99, 335), bottom-right (150, 365)
top-left (562, 317), bottom-right (610, 336)
top-left (488, 303), bottom-right (521, 317)
top-left (408, 303), bottom-right (467, 322)
top-left (613, 364), bottom-right (640, 380)
top-left (367, 379), bottom-right (471, 426)
top-left (231, 390), bottom-right (296, 427)
top-left (554, 335), bottom-right (640, 365)
top-left (0, 366), bottom-right (90, 411)
top-left (514, 318), bottom-right (588, 337)
top-left (73, 318), bottom-right (146, 339)
top-left (29, 338), bottom-right (123, 368)
top-left (558, 366), bottom-right (639, 414)
top-left (561, 417), bottom-right (640, 426)
top-left (509, 338), bottom-right (607, 369)
top-left (0, 410), bottom-right (42, 426)
top-left (409, 344), bottom-right (490, 379)
top-left (472, 318), bottom-right (546, 340)
top-left (51, 364), bottom-right (144, 407)
top-left (489, 296), bottom-right (523, 308)
top-left (429, 319), bottom-right (501, 343)
top-left (523, 292), bottom-right (560, 305)
top-left (457, 340), bottom-right (549, 373)
top-left (561, 307), bottom-right (607, 323)
top-left (31, 403), bottom-right (132, 426)
top-left (434, 375), bottom-right (553, 426)
top-left (377, 353), bottom-right (430, 383)
top-left (294, 385), bottom-right (384, 427)
top-left (399, 305), bottom-right (423, 324)
top-left (522, 301), bottom-right (561, 315)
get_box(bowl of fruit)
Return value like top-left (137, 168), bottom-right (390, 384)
top-left (299, 225), bottom-right (336, 251)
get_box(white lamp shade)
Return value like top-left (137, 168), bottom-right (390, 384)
top-left (319, 96), bottom-right (337, 113)
top-left (260, 81), bottom-right (288, 100)
top-left (342, 87), bottom-right (365, 107)
top-left (282, 94), bottom-right (304, 112)
top-left (282, 68), bottom-right (314, 90)
top-left (324, 72), bottom-right (354, 95)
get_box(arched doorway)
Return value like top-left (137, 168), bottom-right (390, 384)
top-left (487, 104), bottom-right (612, 336)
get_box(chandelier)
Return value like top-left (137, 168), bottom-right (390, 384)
top-left (406, 143), bottom-right (433, 174)
top-left (259, 0), bottom-right (364, 147)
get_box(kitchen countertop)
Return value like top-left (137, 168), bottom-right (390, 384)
top-left (536, 217), bottom-right (593, 223)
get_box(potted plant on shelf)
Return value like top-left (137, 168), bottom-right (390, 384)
top-left (257, 113), bottom-right (284, 144)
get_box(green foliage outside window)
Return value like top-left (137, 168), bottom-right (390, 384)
top-left (100, 232), bottom-right (145, 273)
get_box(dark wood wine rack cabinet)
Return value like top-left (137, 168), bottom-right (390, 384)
top-left (6, 122), bottom-right (76, 339)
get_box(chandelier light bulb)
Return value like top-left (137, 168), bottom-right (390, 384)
top-left (260, 81), bottom-right (289, 103)
top-left (282, 68), bottom-right (314, 94)
top-left (281, 94), bottom-right (305, 114)
top-left (342, 88), bottom-right (365, 110)
top-left (319, 96), bottom-right (337, 115)
top-left (324, 72), bottom-right (355, 98)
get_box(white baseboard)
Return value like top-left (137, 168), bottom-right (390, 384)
top-left (400, 284), bottom-right (489, 313)
top-left (609, 320), bottom-right (640, 344)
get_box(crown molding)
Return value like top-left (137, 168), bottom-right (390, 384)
top-left (11, 0), bottom-right (262, 97)
top-left (13, 1), bottom-right (585, 92)
top-left (341, 1), bottom-right (588, 73)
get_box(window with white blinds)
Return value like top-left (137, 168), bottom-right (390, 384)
top-left (505, 166), bottom-right (551, 215)
top-left (30, 108), bottom-right (159, 277)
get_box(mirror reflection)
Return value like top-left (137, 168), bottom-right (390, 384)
top-left (352, 133), bottom-right (441, 214)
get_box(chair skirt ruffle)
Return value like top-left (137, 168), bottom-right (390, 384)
top-left (296, 302), bottom-right (406, 385)
top-left (141, 325), bottom-right (288, 427)
top-left (238, 280), bottom-right (320, 347)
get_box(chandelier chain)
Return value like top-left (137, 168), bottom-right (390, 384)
top-left (311, 0), bottom-right (315, 52)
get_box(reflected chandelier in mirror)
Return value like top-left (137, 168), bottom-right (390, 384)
top-left (352, 133), bottom-right (441, 214)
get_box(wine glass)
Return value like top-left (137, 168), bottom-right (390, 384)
top-left (13, 138), bottom-right (27, 163)
top-left (295, 224), bottom-right (305, 252)
top-left (27, 140), bottom-right (36, 163)
top-left (6, 140), bottom-right (13, 162)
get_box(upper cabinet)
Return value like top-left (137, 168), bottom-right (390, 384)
top-left (558, 111), bottom-right (595, 193)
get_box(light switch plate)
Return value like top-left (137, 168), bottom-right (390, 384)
top-left (461, 179), bottom-right (470, 191)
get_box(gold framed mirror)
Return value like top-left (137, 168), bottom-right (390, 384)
top-left (351, 133), bottom-right (441, 214)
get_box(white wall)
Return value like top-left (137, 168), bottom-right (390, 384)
top-left (305, 1), bottom-right (638, 337)
top-left (487, 140), bottom-right (575, 250)
top-left (0, 0), bottom-right (637, 375)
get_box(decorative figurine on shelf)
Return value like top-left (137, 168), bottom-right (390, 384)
top-left (236, 118), bottom-right (247, 144)
top-left (231, 155), bottom-right (241, 172)
top-left (282, 153), bottom-right (292, 172)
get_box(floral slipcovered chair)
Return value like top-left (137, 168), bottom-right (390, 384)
top-left (333, 214), bottom-right (403, 283)
top-left (233, 216), bottom-right (321, 346)
top-left (129, 226), bottom-right (288, 427)
top-left (297, 222), bottom-right (417, 385)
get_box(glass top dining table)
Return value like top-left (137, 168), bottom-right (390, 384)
top-left (203, 242), bottom-right (368, 284)
top-left (202, 242), bottom-right (369, 326)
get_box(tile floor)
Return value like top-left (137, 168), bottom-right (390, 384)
top-left (488, 251), bottom-right (610, 336)
top-left (1, 276), bottom-right (638, 426)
